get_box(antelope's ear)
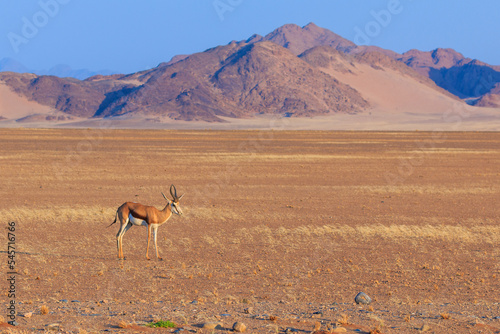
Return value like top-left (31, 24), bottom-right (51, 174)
top-left (178, 193), bottom-right (185, 200)
top-left (161, 192), bottom-right (170, 201)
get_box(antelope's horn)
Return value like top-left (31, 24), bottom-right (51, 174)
top-left (170, 184), bottom-right (177, 199)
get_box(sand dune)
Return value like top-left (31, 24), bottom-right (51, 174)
top-left (0, 82), bottom-right (55, 119)
top-left (0, 82), bottom-right (85, 126)
top-left (308, 54), bottom-right (500, 130)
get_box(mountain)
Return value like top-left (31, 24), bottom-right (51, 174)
top-left (90, 41), bottom-right (369, 121)
top-left (0, 40), bottom-right (368, 123)
top-left (247, 22), bottom-right (357, 55)
top-left (299, 46), bottom-right (462, 116)
top-left (36, 64), bottom-right (116, 80)
top-left (251, 23), bottom-right (500, 102)
top-left (0, 58), bottom-right (30, 73)
top-left (398, 48), bottom-right (467, 73)
top-left (473, 83), bottom-right (500, 107)
top-left (0, 23), bottom-right (498, 129)
top-left (249, 24), bottom-right (500, 103)
top-left (0, 57), bottom-right (115, 80)
top-left (398, 48), bottom-right (500, 99)
top-left (0, 72), bottom-right (140, 118)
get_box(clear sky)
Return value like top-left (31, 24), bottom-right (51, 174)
top-left (1, 0), bottom-right (499, 74)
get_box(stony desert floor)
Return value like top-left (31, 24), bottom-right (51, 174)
top-left (0, 129), bottom-right (499, 333)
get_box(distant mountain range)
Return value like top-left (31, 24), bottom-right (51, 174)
top-left (0, 57), bottom-right (115, 80)
top-left (397, 48), bottom-right (500, 101)
top-left (0, 22), bottom-right (499, 127)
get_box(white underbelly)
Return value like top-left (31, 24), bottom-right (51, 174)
top-left (128, 214), bottom-right (148, 227)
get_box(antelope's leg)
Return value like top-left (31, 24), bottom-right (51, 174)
top-left (153, 226), bottom-right (162, 260)
top-left (146, 224), bottom-right (152, 260)
top-left (117, 222), bottom-right (132, 259)
top-left (116, 223), bottom-right (126, 258)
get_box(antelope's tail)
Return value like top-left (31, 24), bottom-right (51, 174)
top-left (107, 212), bottom-right (118, 228)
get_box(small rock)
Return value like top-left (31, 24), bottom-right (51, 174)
top-left (354, 292), bottom-right (372, 305)
top-left (60, 299), bottom-right (68, 303)
top-left (23, 312), bottom-right (33, 318)
top-left (420, 324), bottom-right (431, 332)
top-left (181, 326), bottom-right (196, 332)
top-left (233, 322), bottom-right (247, 332)
top-left (47, 323), bottom-right (61, 331)
top-left (203, 322), bottom-right (222, 330)
top-left (332, 327), bottom-right (347, 333)
top-left (311, 311), bottom-right (322, 318)
top-left (244, 307), bottom-right (253, 314)
top-left (174, 328), bottom-right (193, 334)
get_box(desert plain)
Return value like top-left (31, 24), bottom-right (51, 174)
top-left (0, 128), bottom-right (499, 333)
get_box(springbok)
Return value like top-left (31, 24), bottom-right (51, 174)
top-left (108, 184), bottom-right (184, 260)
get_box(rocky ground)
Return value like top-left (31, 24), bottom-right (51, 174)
top-left (1, 129), bottom-right (499, 333)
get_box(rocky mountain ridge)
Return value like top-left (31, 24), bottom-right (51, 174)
top-left (1, 22), bottom-right (499, 124)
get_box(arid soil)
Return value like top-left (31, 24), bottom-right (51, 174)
top-left (1, 129), bottom-right (499, 333)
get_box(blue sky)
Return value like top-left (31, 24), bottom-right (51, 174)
top-left (1, 0), bottom-right (499, 74)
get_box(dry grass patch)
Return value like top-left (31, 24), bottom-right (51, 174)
top-left (187, 206), bottom-right (244, 222)
top-left (235, 223), bottom-right (500, 246)
top-left (0, 206), bottom-right (115, 224)
top-left (352, 184), bottom-right (500, 195)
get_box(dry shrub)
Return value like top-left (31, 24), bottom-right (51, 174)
top-left (370, 328), bottom-right (383, 334)
top-left (40, 305), bottom-right (49, 315)
top-left (337, 314), bottom-right (349, 325)
top-left (368, 314), bottom-right (385, 333)
top-left (118, 320), bottom-right (129, 328)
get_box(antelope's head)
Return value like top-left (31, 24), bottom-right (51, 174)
top-left (162, 184), bottom-right (184, 216)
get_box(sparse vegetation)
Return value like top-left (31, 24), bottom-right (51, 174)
top-left (440, 313), bottom-right (451, 320)
top-left (146, 320), bottom-right (176, 328)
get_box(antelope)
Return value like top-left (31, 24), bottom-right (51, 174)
top-left (108, 184), bottom-right (184, 260)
